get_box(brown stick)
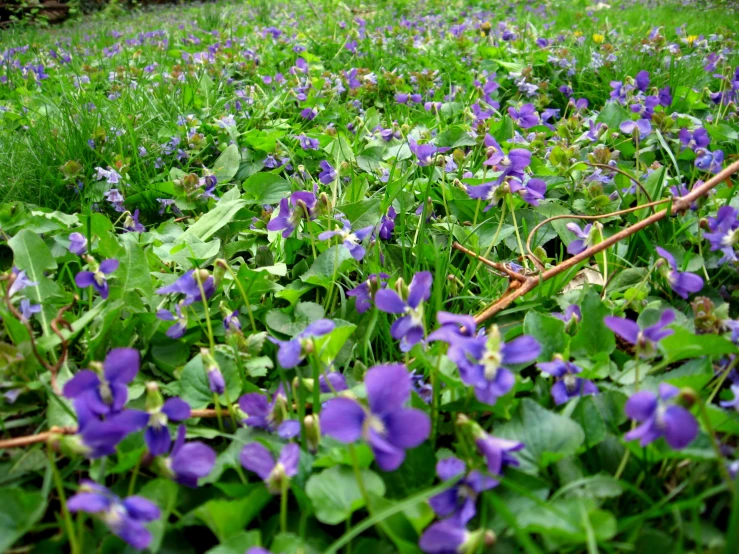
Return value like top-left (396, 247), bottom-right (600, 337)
top-left (0, 409), bottom-right (222, 450)
top-left (451, 243), bottom-right (528, 282)
top-left (471, 159), bottom-right (739, 324)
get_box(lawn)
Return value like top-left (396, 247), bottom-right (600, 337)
top-left (2, 0), bottom-right (739, 552)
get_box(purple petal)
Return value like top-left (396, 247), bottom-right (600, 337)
top-left (162, 397), bottom-right (191, 421)
top-left (240, 443), bottom-right (276, 481)
top-left (436, 456), bottom-right (466, 481)
top-left (374, 289), bottom-right (407, 314)
top-left (384, 408), bottom-right (431, 448)
top-left (407, 271), bottom-right (433, 308)
top-left (171, 442), bottom-right (216, 482)
top-left (662, 406), bottom-right (698, 449)
top-left (419, 520), bottom-right (467, 553)
top-left (321, 397), bottom-right (366, 443)
top-left (277, 420), bottom-right (301, 439)
top-left (501, 335), bottom-right (541, 364)
top-left (624, 391), bottom-right (657, 421)
top-left (68, 492), bottom-right (110, 514)
top-left (99, 259), bottom-right (120, 274)
top-left (103, 348), bottom-right (140, 383)
top-left (365, 363), bottom-right (410, 415)
top-left (367, 428), bottom-right (406, 471)
top-left (277, 339), bottom-right (303, 369)
top-left (604, 316), bottom-right (640, 344)
top-left (278, 443), bottom-right (300, 477)
top-left (75, 271), bottom-right (96, 288)
top-left (122, 496), bottom-right (161, 521)
top-left (145, 425), bottom-right (172, 457)
top-left (63, 370), bottom-right (100, 399)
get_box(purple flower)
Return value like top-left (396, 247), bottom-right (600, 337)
top-left (509, 178), bottom-right (546, 206)
top-left (552, 305), bottom-right (581, 328)
top-left (565, 222), bottom-right (596, 255)
top-left (624, 383), bottom-right (697, 449)
top-left (321, 363), bottom-right (431, 471)
top-left (67, 418), bottom-right (131, 458)
top-left (75, 259), bottom-right (119, 299)
top-left (374, 271), bottom-right (432, 350)
top-left (419, 520), bottom-right (472, 554)
top-left (473, 428), bottom-right (524, 479)
top-left (428, 456), bottom-right (496, 525)
top-left (538, 358), bottom-right (598, 405)
top-left (112, 397), bottom-right (191, 457)
top-left (296, 134), bottom-right (320, 150)
top-left (157, 305), bottom-right (188, 339)
top-left (635, 70), bottom-right (650, 92)
top-left (68, 481), bottom-right (160, 551)
top-left (63, 348), bottom-right (140, 427)
top-left (156, 269), bottom-right (215, 306)
top-left (319, 372), bottom-right (348, 393)
top-left (655, 247), bottom-right (704, 299)
top-left (224, 310), bottom-right (241, 333)
top-left (123, 209), bottom-right (145, 233)
top-left (318, 217), bottom-right (374, 261)
top-left (161, 425), bottom-right (215, 487)
top-left (238, 387), bottom-right (300, 439)
top-left (620, 119), bottom-right (652, 138)
top-left (481, 136), bottom-right (531, 184)
top-left (300, 107), bottom-right (317, 120)
top-left (695, 148), bottom-right (724, 174)
top-left (19, 298), bottom-right (41, 321)
top-left (508, 104), bottom-right (540, 128)
top-left (427, 311), bottom-right (478, 344)
top-left (347, 273), bottom-right (388, 313)
top-left (267, 190), bottom-right (317, 238)
top-left (9, 268), bottom-right (36, 297)
top-left (604, 310), bottom-right (675, 358)
top-left (396, 93), bottom-right (409, 104)
top-left (445, 325), bottom-right (540, 405)
top-left (269, 319), bottom-right (335, 369)
top-left (678, 128), bottom-right (710, 151)
top-left (705, 206), bottom-right (739, 263)
top-left (240, 442), bottom-right (300, 493)
top-left (408, 138), bottom-right (449, 166)
top-left (378, 207), bottom-right (396, 240)
top-left (69, 232), bottom-right (87, 255)
top-left (318, 160), bottom-right (337, 184)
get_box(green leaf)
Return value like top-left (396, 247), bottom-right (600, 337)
top-left (179, 351), bottom-right (242, 409)
top-left (138, 479), bottom-right (178, 553)
top-left (380, 442), bottom-right (436, 499)
top-left (435, 126), bottom-right (477, 148)
top-left (0, 487), bottom-right (46, 552)
top-left (569, 392), bottom-right (627, 447)
top-left (340, 199), bottom-right (382, 230)
top-left (204, 531), bottom-right (261, 554)
top-left (242, 173), bottom-right (291, 204)
top-left (212, 144), bottom-right (241, 183)
top-left (660, 327), bottom-right (738, 363)
top-left (523, 311), bottom-right (567, 362)
top-left (266, 302), bottom-right (325, 337)
top-left (177, 199), bottom-right (246, 243)
top-left (571, 289), bottom-right (615, 357)
top-left (301, 245), bottom-right (355, 289)
top-left (306, 465), bottom-right (386, 525)
top-left (497, 398), bottom-right (585, 470)
top-left (596, 103), bottom-right (630, 129)
top-left (112, 233), bottom-right (153, 299)
top-left (193, 487), bottom-right (272, 541)
top-left (312, 322), bottom-right (356, 364)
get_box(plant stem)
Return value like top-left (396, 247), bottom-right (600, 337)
top-left (698, 400), bottom-right (735, 494)
top-left (49, 446), bottom-right (81, 554)
top-left (280, 477), bottom-right (289, 534)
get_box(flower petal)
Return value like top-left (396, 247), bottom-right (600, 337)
top-left (103, 348), bottom-right (140, 384)
top-left (321, 397), bottom-right (365, 443)
top-left (374, 289), bottom-right (407, 314)
top-left (240, 443), bottom-right (276, 481)
top-left (365, 363), bottom-right (410, 415)
top-left (662, 406), bottom-right (698, 450)
top-left (384, 408), bottom-right (431, 449)
top-left (604, 316), bottom-right (640, 344)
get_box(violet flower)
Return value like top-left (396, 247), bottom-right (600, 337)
top-left (69, 232), bottom-right (87, 255)
top-left (378, 207), bottom-right (397, 240)
top-left (156, 305), bottom-right (188, 339)
top-left (63, 348), bottom-right (140, 427)
top-left (68, 481), bottom-right (160, 551)
top-left (266, 190), bottom-right (317, 238)
top-left (695, 148), bottom-right (724, 174)
top-left (705, 206), bottom-right (739, 263)
top-left (720, 384), bottom-right (739, 411)
top-left (269, 319), bottom-right (335, 369)
top-left (238, 387), bottom-right (300, 439)
top-left (473, 427), bottom-right (524, 479)
top-left (374, 271), bottom-right (432, 351)
top-left (240, 442), bottom-right (300, 493)
top-left (428, 456), bottom-right (496, 525)
top-left (408, 138), bottom-right (449, 166)
top-left (508, 104), bottom-right (540, 128)
top-left (159, 425), bottom-right (215, 487)
top-left (552, 305), bottom-right (581, 328)
top-left (624, 383), bottom-right (698, 449)
top-left (445, 325), bottom-right (540, 405)
top-left (75, 259), bottom-right (119, 299)
top-left (224, 310), bottom-right (241, 333)
top-left (538, 358), bottom-right (598, 405)
top-left (347, 273), bottom-right (388, 313)
top-left (620, 119), bottom-right (652, 138)
top-left (509, 178), bottom-right (547, 206)
top-left (604, 310), bottom-right (675, 358)
top-left (318, 160), bottom-right (337, 184)
top-left (8, 268), bottom-right (36, 297)
top-left (19, 298), bottom-right (41, 321)
top-left (321, 363), bottom-right (431, 471)
top-left (318, 216), bottom-right (374, 261)
top-left (679, 128), bottom-right (710, 151)
top-left (655, 247), bottom-right (704, 299)
top-left (566, 222), bottom-right (597, 255)
top-left (112, 397), bottom-right (191, 457)
top-left (123, 209), bottom-right (145, 233)
top-left (427, 311), bottom-right (478, 344)
top-left (156, 269), bottom-right (215, 305)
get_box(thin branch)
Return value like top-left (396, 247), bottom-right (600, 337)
top-left (587, 162), bottom-right (655, 205)
top-left (472, 159), bottom-right (739, 324)
top-left (0, 409), bottom-right (221, 450)
top-left (451, 243), bottom-right (528, 282)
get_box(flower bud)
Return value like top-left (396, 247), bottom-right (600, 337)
top-left (201, 348), bottom-right (225, 394)
top-left (677, 387), bottom-right (698, 408)
top-left (305, 414), bottom-right (321, 453)
top-left (145, 381), bottom-right (164, 411)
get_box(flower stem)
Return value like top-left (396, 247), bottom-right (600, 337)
top-left (468, 200), bottom-right (506, 285)
top-left (48, 445), bottom-right (81, 554)
top-left (223, 263), bottom-right (257, 333)
top-left (507, 195), bottom-right (528, 270)
top-left (280, 476), bottom-right (289, 534)
top-left (128, 455), bottom-right (141, 496)
top-left (213, 392), bottom-right (224, 433)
